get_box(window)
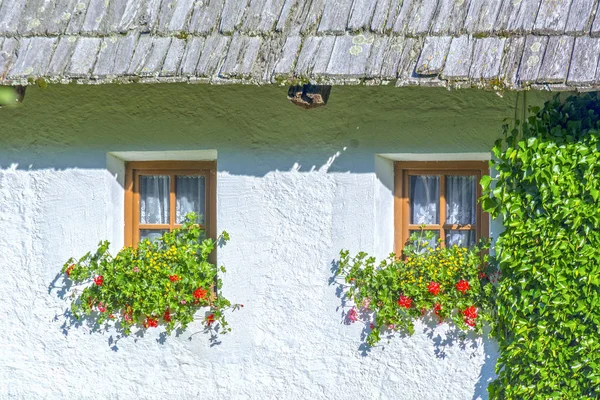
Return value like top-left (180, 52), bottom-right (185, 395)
top-left (124, 161), bottom-right (216, 247)
top-left (394, 161), bottom-right (489, 252)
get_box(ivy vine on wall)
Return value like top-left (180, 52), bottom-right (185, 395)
top-left (483, 93), bottom-right (600, 399)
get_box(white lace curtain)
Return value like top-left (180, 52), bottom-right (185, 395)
top-left (140, 175), bottom-right (170, 224)
top-left (410, 175), bottom-right (439, 224)
top-left (410, 175), bottom-right (476, 247)
top-left (139, 175), bottom-right (206, 242)
top-left (446, 175), bottom-right (476, 247)
top-left (139, 175), bottom-right (206, 225)
top-left (446, 176), bottom-right (476, 225)
top-left (176, 176), bottom-right (206, 224)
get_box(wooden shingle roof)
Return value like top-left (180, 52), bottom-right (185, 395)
top-left (0, 0), bottom-right (598, 90)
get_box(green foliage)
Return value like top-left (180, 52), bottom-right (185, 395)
top-left (0, 86), bottom-right (20, 108)
top-left (62, 213), bottom-right (241, 338)
top-left (337, 231), bottom-right (494, 346)
top-left (483, 93), bottom-right (600, 399)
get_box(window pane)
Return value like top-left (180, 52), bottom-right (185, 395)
top-left (409, 230), bottom-right (440, 252)
top-left (140, 229), bottom-right (168, 242)
top-left (446, 175), bottom-right (476, 225)
top-left (176, 176), bottom-right (206, 224)
top-left (410, 175), bottom-right (440, 224)
top-left (446, 230), bottom-right (476, 248)
top-left (140, 176), bottom-right (170, 224)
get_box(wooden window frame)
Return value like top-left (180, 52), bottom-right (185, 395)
top-left (124, 161), bottom-right (217, 248)
top-left (394, 161), bottom-right (490, 254)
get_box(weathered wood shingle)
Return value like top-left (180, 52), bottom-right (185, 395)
top-left (196, 35), bottom-right (230, 77)
top-left (533, 0), bottom-right (573, 34)
top-left (415, 36), bottom-right (451, 75)
top-left (442, 35), bottom-right (474, 80)
top-left (406, 0), bottom-right (440, 36)
top-left (273, 35), bottom-right (302, 77)
top-left (219, 0), bottom-right (249, 33)
top-left (0, 0), bottom-right (27, 35)
top-left (518, 35), bottom-right (549, 84)
top-left (348, 0), bottom-right (378, 32)
top-left (469, 37), bottom-right (506, 81)
top-left (326, 34), bottom-right (373, 78)
top-left (1, 0), bottom-right (600, 90)
top-left (220, 34), bottom-right (262, 78)
top-left (431, 0), bottom-right (471, 35)
top-left (567, 36), bottom-right (600, 85)
top-left (537, 35), bottom-right (574, 83)
top-left (0, 38), bottom-right (19, 78)
top-left (47, 37), bottom-right (78, 77)
top-left (464, 0), bottom-right (504, 35)
top-left (565, 0), bottom-right (597, 34)
top-left (7, 37), bottom-right (56, 78)
top-left (178, 36), bottom-right (205, 75)
top-left (93, 33), bottom-right (138, 77)
top-left (318, 0), bottom-right (353, 34)
top-left (65, 37), bottom-right (101, 78)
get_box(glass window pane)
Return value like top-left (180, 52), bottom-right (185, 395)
top-left (446, 230), bottom-right (476, 248)
top-left (446, 175), bottom-right (476, 225)
top-left (409, 230), bottom-right (440, 252)
top-left (410, 175), bottom-right (440, 224)
top-left (176, 176), bottom-right (206, 224)
top-left (140, 229), bottom-right (168, 242)
top-left (140, 175), bottom-right (170, 224)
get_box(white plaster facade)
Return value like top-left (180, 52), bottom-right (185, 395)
top-left (0, 85), bottom-right (549, 399)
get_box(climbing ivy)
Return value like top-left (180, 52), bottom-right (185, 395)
top-left (483, 93), bottom-right (600, 399)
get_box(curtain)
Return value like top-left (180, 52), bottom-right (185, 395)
top-left (446, 230), bottom-right (476, 247)
top-left (140, 229), bottom-right (168, 242)
top-left (140, 176), bottom-right (170, 224)
top-left (410, 175), bottom-right (439, 224)
top-left (446, 175), bottom-right (476, 247)
top-left (176, 176), bottom-right (206, 223)
top-left (446, 176), bottom-right (476, 225)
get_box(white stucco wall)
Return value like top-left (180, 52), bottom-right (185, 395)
top-left (0, 85), bottom-right (552, 399)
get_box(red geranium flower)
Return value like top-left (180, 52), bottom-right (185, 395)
top-left (206, 314), bottom-right (216, 326)
top-left (94, 276), bottom-right (104, 286)
top-left (65, 264), bottom-right (75, 276)
top-left (347, 308), bottom-right (358, 323)
top-left (397, 295), bottom-right (412, 309)
top-left (124, 313), bottom-right (133, 322)
top-left (144, 317), bottom-right (158, 328)
top-left (169, 275), bottom-right (180, 282)
top-left (456, 279), bottom-right (470, 294)
top-left (433, 303), bottom-right (442, 316)
top-left (427, 281), bottom-right (441, 296)
top-left (479, 272), bottom-right (487, 279)
top-left (97, 303), bottom-right (106, 313)
top-left (163, 309), bottom-right (171, 322)
top-left (193, 287), bottom-right (208, 300)
top-left (463, 305), bottom-right (477, 328)
top-left (463, 305), bottom-right (478, 319)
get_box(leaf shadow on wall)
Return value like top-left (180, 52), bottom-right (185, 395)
top-left (329, 259), bottom-right (497, 400)
top-left (421, 319), bottom-right (498, 400)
